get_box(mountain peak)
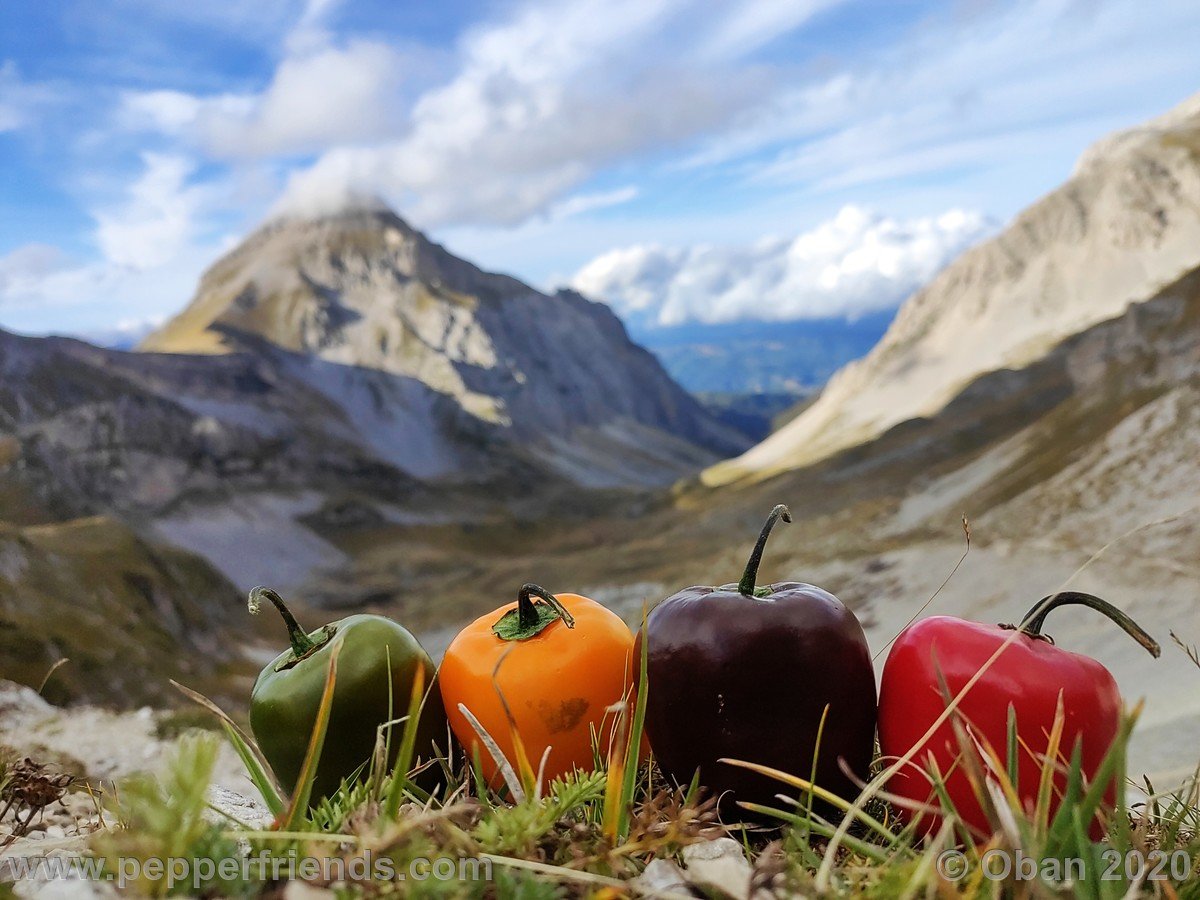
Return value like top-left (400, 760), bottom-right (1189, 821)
top-left (139, 202), bottom-right (519, 357)
top-left (139, 204), bottom-right (747, 483)
top-left (262, 196), bottom-right (411, 235)
top-left (1073, 90), bottom-right (1200, 176)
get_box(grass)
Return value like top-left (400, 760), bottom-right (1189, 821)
top-left (81, 624), bottom-right (1200, 900)
top-left (0, 516), bottom-right (257, 709)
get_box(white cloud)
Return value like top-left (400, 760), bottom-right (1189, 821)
top-left (116, 0), bottom-right (417, 162)
top-left (119, 40), bottom-right (406, 158)
top-left (207, 41), bottom-right (406, 157)
top-left (0, 244), bottom-right (70, 292)
top-left (94, 153), bottom-right (207, 268)
top-left (119, 89), bottom-right (204, 134)
top-left (272, 0), bottom-right (799, 226)
top-left (686, 0), bottom-right (1200, 199)
top-left (547, 186), bottom-right (639, 221)
top-left (112, 0), bottom-right (1200, 239)
top-left (0, 154), bottom-right (232, 334)
top-left (11, 0), bottom-right (1200, 339)
top-left (286, 0), bottom-right (342, 54)
top-left (570, 205), bottom-right (991, 325)
top-left (274, 0), bottom-right (1200, 230)
top-left (0, 61), bottom-right (56, 132)
top-left (0, 243), bottom-right (212, 332)
top-left (696, 0), bottom-right (843, 60)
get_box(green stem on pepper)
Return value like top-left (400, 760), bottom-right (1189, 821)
top-left (493, 583), bottom-right (576, 641)
top-left (1019, 591), bottom-right (1161, 658)
top-left (738, 504), bottom-right (792, 596)
top-left (249, 585), bottom-right (318, 657)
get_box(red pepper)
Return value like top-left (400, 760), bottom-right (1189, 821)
top-left (877, 592), bottom-right (1160, 840)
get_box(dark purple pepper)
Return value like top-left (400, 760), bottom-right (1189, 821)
top-left (636, 505), bottom-right (877, 815)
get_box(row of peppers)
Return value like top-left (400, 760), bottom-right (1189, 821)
top-left (247, 505), bottom-right (1160, 840)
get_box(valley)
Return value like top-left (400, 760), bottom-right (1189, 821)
top-left (1, 96), bottom-right (1198, 784)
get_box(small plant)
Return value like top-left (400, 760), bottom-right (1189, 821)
top-left (93, 733), bottom-right (248, 897)
top-left (0, 753), bottom-right (76, 847)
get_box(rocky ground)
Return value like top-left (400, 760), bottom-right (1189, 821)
top-left (0, 681), bottom-right (772, 900)
top-left (0, 681), bottom-right (270, 898)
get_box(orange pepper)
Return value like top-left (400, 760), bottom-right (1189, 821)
top-left (439, 584), bottom-right (636, 790)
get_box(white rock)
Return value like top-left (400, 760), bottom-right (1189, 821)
top-left (282, 880), bottom-right (338, 900)
top-left (206, 786), bottom-right (274, 830)
top-left (0, 681), bottom-right (52, 719)
top-left (681, 838), bottom-right (752, 900)
top-left (632, 858), bottom-right (692, 896)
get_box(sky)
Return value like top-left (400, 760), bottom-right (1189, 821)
top-left (2, 0), bottom-right (1200, 337)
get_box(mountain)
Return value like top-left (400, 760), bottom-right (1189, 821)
top-left (704, 93), bottom-right (1200, 486)
top-left (0, 207), bottom-right (748, 600)
top-left (141, 207), bottom-right (747, 483)
top-left (0, 326), bottom-right (454, 587)
top-left (278, 220), bottom-right (1200, 774)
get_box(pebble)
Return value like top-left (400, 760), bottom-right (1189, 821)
top-left (632, 858), bottom-right (693, 896)
top-left (283, 881), bottom-right (338, 899)
top-left (681, 837), bottom-right (753, 900)
top-left (206, 785), bottom-right (275, 831)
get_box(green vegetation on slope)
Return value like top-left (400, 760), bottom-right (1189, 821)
top-left (0, 517), bottom-right (255, 708)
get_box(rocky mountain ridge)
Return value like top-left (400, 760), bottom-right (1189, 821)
top-left (141, 207), bottom-right (747, 482)
top-left (704, 91), bottom-right (1200, 486)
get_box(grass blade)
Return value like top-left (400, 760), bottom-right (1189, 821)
top-left (457, 703), bottom-right (525, 803)
top-left (1034, 692), bottom-right (1067, 828)
top-left (221, 722), bottom-right (286, 818)
top-left (383, 664), bottom-right (427, 820)
top-left (601, 699), bottom-right (629, 842)
top-left (1006, 703), bottom-right (1019, 797)
top-left (720, 758), bottom-right (905, 848)
top-left (738, 801), bottom-right (895, 863)
top-left (170, 679), bottom-right (285, 816)
top-left (610, 610), bottom-right (651, 842)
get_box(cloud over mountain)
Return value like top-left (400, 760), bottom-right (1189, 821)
top-left (570, 205), bottom-right (989, 326)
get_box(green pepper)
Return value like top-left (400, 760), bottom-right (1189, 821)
top-left (247, 587), bottom-right (447, 803)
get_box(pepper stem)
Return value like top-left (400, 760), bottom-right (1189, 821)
top-left (1020, 591), bottom-right (1161, 658)
top-left (738, 504), bottom-right (792, 596)
top-left (518, 583), bottom-right (576, 629)
top-left (493, 584), bottom-right (576, 641)
top-left (248, 586), bottom-right (317, 657)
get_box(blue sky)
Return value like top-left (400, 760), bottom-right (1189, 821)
top-left (2, 0), bottom-right (1200, 337)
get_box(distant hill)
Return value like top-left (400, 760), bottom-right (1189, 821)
top-left (0, 516), bottom-right (253, 707)
top-left (631, 314), bottom-right (891, 397)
